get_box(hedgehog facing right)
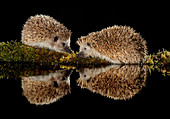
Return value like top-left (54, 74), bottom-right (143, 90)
top-left (76, 25), bottom-right (147, 64)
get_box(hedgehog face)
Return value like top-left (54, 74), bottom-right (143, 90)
top-left (27, 69), bottom-right (72, 87)
top-left (77, 42), bottom-right (95, 58)
top-left (31, 36), bottom-right (72, 53)
top-left (77, 42), bottom-right (118, 63)
top-left (51, 37), bottom-right (72, 53)
top-left (79, 68), bottom-right (93, 81)
top-left (79, 65), bottom-right (120, 81)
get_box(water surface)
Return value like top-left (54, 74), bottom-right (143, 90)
top-left (0, 63), bottom-right (169, 113)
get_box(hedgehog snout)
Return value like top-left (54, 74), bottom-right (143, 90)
top-left (53, 41), bottom-right (72, 54)
top-left (64, 46), bottom-right (72, 54)
top-left (77, 51), bottom-right (85, 57)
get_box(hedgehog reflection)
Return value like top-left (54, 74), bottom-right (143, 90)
top-left (21, 69), bottom-right (72, 105)
top-left (77, 65), bottom-right (147, 100)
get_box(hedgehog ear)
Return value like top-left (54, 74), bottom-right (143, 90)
top-left (54, 36), bottom-right (59, 42)
top-left (75, 41), bottom-right (78, 45)
top-left (87, 42), bottom-right (91, 47)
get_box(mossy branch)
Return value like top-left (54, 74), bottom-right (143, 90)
top-left (1, 41), bottom-right (169, 66)
top-left (146, 49), bottom-right (170, 76)
top-left (146, 49), bottom-right (170, 66)
top-left (0, 41), bottom-right (110, 67)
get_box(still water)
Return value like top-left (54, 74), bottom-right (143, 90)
top-left (0, 63), bottom-right (169, 113)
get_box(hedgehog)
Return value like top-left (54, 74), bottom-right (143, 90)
top-left (21, 14), bottom-right (72, 53)
top-left (77, 65), bottom-right (147, 100)
top-left (21, 69), bottom-right (72, 105)
top-left (76, 25), bottom-right (147, 64)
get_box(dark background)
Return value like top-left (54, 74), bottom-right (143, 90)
top-left (0, 4), bottom-right (170, 117)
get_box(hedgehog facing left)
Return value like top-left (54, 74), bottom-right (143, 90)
top-left (21, 14), bottom-right (72, 53)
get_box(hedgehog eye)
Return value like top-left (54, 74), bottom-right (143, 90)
top-left (84, 47), bottom-right (86, 50)
top-left (84, 75), bottom-right (86, 78)
top-left (54, 36), bottom-right (59, 42)
top-left (62, 42), bottom-right (66, 46)
top-left (62, 77), bottom-right (65, 81)
top-left (53, 81), bottom-right (58, 88)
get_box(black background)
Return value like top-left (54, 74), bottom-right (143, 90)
top-left (1, 5), bottom-right (169, 53)
top-left (0, 3), bottom-right (170, 117)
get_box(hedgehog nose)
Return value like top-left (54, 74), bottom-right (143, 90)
top-left (77, 53), bottom-right (80, 57)
top-left (65, 46), bottom-right (72, 54)
top-left (77, 52), bottom-right (84, 57)
top-left (67, 49), bottom-right (72, 54)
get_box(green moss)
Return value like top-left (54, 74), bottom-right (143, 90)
top-left (0, 41), bottom-right (67, 63)
top-left (0, 41), bottom-right (110, 67)
top-left (59, 51), bottom-right (110, 68)
top-left (146, 49), bottom-right (170, 66)
top-left (146, 49), bottom-right (170, 76)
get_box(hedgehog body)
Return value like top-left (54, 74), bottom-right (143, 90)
top-left (21, 69), bottom-right (72, 105)
top-left (22, 14), bottom-right (72, 53)
top-left (77, 65), bottom-right (147, 100)
top-left (77, 26), bottom-right (147, 64)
